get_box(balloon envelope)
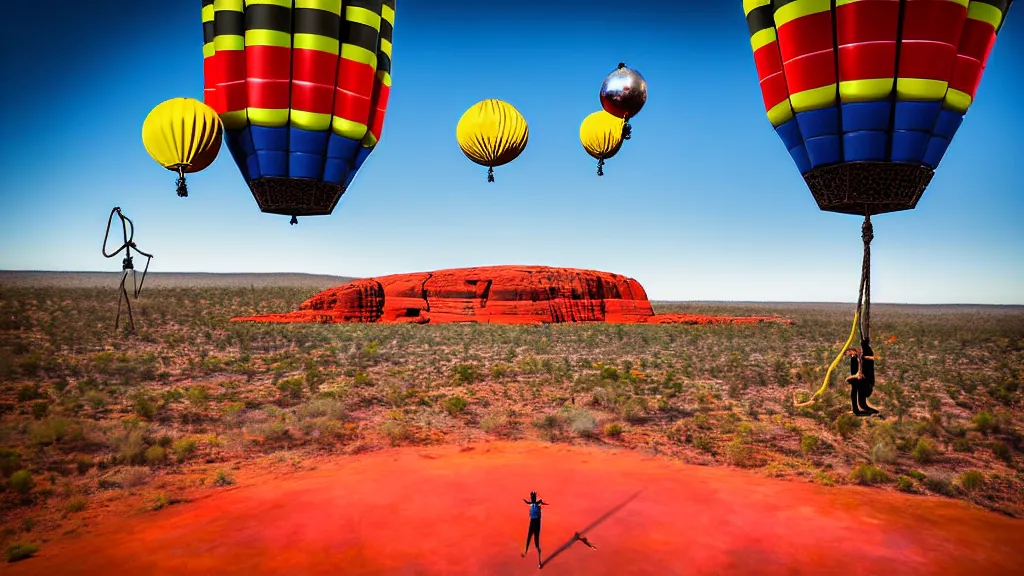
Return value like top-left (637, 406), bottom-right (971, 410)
top-left (580, 110), bottom-right (625, 161)
top-left (142, 97), bottom-right (222, 175)
top-left (201, 0), bottom-right (396, 218)
top-left (742, 0), bottom-right (1014, 215)
top-left (455, 99), bottom-right (529, 177)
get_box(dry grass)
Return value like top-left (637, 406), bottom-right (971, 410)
top-left (1, 273), bottom-right (1022, 554)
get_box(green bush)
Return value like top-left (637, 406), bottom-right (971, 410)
top-left (972, 411), bottom-right (997, 436)
top-left (145, 445), bottom-right (167, 466)
top-left (6, 543), bottom-right (38, 563)
top-left (9, 470), bottom-right (34, 495)
top-left (850, 463), bottom-right (890, 485)
top-left (603, 422), bottom-right (624, 438)
top-left (895, 475), bottom-right (915, 493)
top-left (835, 413), bottom-right (862, 439)
top-left (0, 448), bottom-right (21, 477)
top-left (959, 470), bottom-right (984, 492)
top-left (912, 437), bottom-right (938, 464)
top-left (442, 396), bottom-right (468, 416)
top-left (172, 438), bottom-right (198, 463)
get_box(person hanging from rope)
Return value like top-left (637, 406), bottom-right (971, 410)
top-left (521, 491), bottom-right (548, 568)
top-left (845, 344), bottom-right (879, 416)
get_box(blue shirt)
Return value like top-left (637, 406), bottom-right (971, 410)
top-left (529, 502), bottom-right (541, 519)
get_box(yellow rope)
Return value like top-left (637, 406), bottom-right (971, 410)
top-left (794, 309), bottom-right (860, 407)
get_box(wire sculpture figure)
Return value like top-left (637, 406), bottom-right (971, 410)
top-left (101, 207), bottom-right (153, 332)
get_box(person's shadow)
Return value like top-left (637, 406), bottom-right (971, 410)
top-left (540, 490), bottom-right (643, 569)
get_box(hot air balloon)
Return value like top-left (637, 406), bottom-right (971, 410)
top-left (580, 110), bottom-right (625, 176)
top-left (142, 97), bottom-right (223, 197)
top-left (599, 62), bottom-right (647, 140)
top-left (740, 0), bottom-right (1015, 409)
top-left (456, 99), bottom-right (529, 182)
top-left (201, 0), bottom-right (396, 225)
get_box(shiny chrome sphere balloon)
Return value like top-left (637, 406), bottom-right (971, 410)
top-left (599, 63), bottom-right (647, 120)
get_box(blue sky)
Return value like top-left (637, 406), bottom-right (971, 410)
top-left (0, 1), bottom-right (1021, 304)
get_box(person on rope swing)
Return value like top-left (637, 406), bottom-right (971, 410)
top-left (521, 492), bottom-right (548, 568)
top-left (846, 340), bottom-right (880, 416)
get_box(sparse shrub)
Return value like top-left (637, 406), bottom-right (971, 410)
top-left (452, 364), bottom-right (481, 384)
top-left (382, 414), bottom-right (411, 446)
top-left (952, 437), bottom-right (973, 453)
top-left (600, 366), bottom-right (620, 381)
top-left (725, 438), bottom-right (755, 467)
top-left (353, 370), bottom-right (373, 386)
top-left (9, 470), bottom-right (34, 495)
top-left (692, 434), bottom-right (715, 454)
top-left (908, 470), bottom-right (926, 481)
top-left (118, 466), bottom-right (151, 489)
top-left (567, 409), bottom-right (597, 437)
top-left (17, 384), bottom-right (42, 402)
top-left (973, 411), bottom-right (997, 436)
top-left (213, 470), bottom-right (235, 487)
top-left (31, 401), bottom-right (49, 419)
top-left (959, 470), bottom-right (984, 492)
top-left (800, 434), bottom-right (819, 455)
top-left (870, 441), bottom-right (897, 464)
top-left (480, 412), bottom-right (516, 438)
top-left (276, 377), bottom-right (304, 401)
top-left (133, 393), bottom-right (156, 420)
top-left (151, 492), bottom-right (175, 510)
top-left (835, 413), bottom-right (862, 439)
top-left (442, 395), bottom-right (468, 416)
top-left (115, 429), bottom-right (149, 465)
top-left (603, 423), bottom-right (624, 438)
top-left (912, 437), bottom-right (938, 464)
top-left (186, 386), bottom-right (209, 408)
top-left (850, 463), bottom-right (890, 485)
top-left (490, 363), bottom-right (511, 379)
top-left (74, 455), bottom-right (94, 475)
top-left (29, 417), bottom-right (83, 447)
top-left (145, 445), bottom-right (167, 466)
top-left (895, 475), bottom-right (915, 493)
top-left (618, 396), bottom-right (648, 423)
top-left (6, 543), bottom-right (38, 563)
top-left (172, 438), bottom-right (198, 463)
top-left (992, 442), bottom-right (1012, 463)
top-left (65, 495), bottom-right (88, 513)
top-left (0, 448), bottom-right (21, 477)
top-left (924, 475), bottom-right (954, 496)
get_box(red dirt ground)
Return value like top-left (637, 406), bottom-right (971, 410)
top-left (6, 442), bottom-right (1021, 576)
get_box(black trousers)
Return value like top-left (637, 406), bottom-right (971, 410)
top-left (525, 518), bottom-right (541, 549)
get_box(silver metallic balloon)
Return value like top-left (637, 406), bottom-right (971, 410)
top-left (600, 62), bottom-right (648, 120)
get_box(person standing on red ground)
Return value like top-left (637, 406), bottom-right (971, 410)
top-left (521, 491), bottom-right (548, 568)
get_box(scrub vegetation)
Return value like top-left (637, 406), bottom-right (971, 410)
top-left (1, 272), bottom-right (1021, 557)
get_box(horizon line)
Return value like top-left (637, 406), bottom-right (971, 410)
top-left (2, 270), bottom-right (1022, 308)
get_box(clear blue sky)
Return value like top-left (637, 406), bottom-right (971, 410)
top-left (1, 1), bottom-right (1021, 304)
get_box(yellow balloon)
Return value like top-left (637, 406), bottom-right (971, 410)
top-left (456, 99), bottom-right (529, 182)
top-left (142, 97), bottom-right (223, 197)
top-left (579, 110), bottom-right (625, 176)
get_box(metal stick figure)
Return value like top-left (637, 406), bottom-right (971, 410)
top-left (101, 207), bottom-right (153, 332)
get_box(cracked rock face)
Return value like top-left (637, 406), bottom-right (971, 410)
top-left (231, 265), bottom-right (788, 326)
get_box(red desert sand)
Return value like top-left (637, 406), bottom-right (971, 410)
top-left (9, 442), bottom-right (1021, 576)
top-left (231, 265), bottom-right (790, 325)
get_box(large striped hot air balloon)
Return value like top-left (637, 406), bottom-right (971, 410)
top-left (741, 0), bottom-right (1014, 411)
top-left (201, 0), bottom-right (395, 225)
top-left (743, 0), bottom-right (1013, 216)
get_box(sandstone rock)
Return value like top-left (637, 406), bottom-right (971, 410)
top-left (231, 265), bottom-right (789, 326)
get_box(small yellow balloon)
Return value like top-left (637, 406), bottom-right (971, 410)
top-left (142, 97), bottom-right (223, 197)
top-left (456, 99), bottom-right (529, 182)
top-left (580, 110), bottom-right (625, 176)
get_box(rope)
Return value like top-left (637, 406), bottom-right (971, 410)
top-left (794, 214), bottom-right (873, 407)
top-left (176, 166), bottom-right (188, 197)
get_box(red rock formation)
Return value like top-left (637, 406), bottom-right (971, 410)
top-left (231, 266), bottom-right (789, 325)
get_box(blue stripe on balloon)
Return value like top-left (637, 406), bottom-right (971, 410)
top-left (324, 159), bottom-right (352, 185)
top-left (891, 130), bottom-right (930, 164)
top-left (774, 118), bottom-right (803, 151)
top-left (805, 135), bottom-right (841, 168)
top-left (895, 101), bottom-right (942, 132)
top-left (249, 126), bottom-right (289, 177)
top-left (224, 128), bottom-right (253, 181)
top-left (327, 133), bottom-right (362, 159)
top-left (923, 137), bottom-right (952, 169)
top-left (841, 102), bottom-right (890, 132)
top-left (289, 127), bottom-right (329, 179)
top-left (795, 108), bottom-right (839, 140)
top-left (343, 146), bottom-right (375, 189)
top-left (787, 144), bottom-right (811, 175)
top-left (843, 131), bottom-right (887, 162)
top-left (931, 109), bottom-right (964, 140)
